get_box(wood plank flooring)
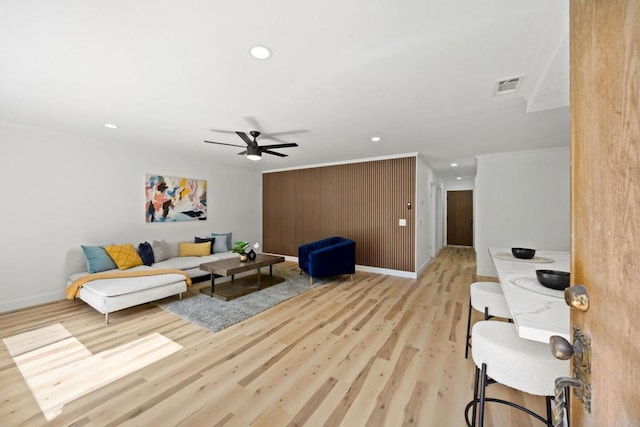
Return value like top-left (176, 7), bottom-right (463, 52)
top-left (4, 323), bottom-right (182, 422)
top-left (0, 247), bottom-right (547, 426)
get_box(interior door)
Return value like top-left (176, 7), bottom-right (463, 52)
top-left (446, 190), bottom-right (473, 246)
top-left (569, 0), bottom-right (640, 424)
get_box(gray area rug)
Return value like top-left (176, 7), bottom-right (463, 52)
top-left (157, 264), bottom-right (328, 333)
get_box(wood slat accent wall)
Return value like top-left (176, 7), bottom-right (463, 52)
top-left (263, 157), bottom-right (415, 272)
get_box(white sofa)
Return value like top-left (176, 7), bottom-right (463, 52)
top-left (66, 240), bottom-right (237, 323)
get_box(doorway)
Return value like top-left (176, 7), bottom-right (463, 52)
top-left (446, 190), bottom-right (473, 246)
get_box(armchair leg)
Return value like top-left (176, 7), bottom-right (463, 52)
top-left (310, 277), bottom-right (314, 285)
top-left (350, 274), bottom-right (354, 281)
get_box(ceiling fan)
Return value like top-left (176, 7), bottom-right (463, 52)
top-left (204, 130), bottom-right (299, 161)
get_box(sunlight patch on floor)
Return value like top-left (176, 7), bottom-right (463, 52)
top-left (3, 323), bottom-right (182, 421)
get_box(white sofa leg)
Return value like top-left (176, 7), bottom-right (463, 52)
top-left (105, 313), bottom-right (109, 325)
top-left (179, 292), bottom-right (183, 301)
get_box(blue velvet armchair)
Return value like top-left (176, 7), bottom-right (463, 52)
top-left (298, 236), bottom-right (356, 284)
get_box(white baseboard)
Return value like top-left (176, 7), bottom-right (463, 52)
top-left (0, 291), bottom-right (66, 314)
top-left (416, 257), bottom-right (432, 276)
top-left (281, 255), bottom-right (418, 279)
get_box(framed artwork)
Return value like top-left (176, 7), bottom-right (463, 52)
top-left (145, 174), bottom-right (207, 222)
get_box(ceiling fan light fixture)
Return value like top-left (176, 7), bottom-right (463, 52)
top-left (246, 146), bottom-right (262, 161)
top-left (250, 45), bottom-right (272, 60)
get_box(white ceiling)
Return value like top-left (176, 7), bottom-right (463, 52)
top-left (0, 0), bottom-right (569, 179)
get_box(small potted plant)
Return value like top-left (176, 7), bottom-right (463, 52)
top-left (232, 241), bottom-right (250, 261)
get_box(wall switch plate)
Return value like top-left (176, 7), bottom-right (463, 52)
top-left (399, 219), bottom-right (407, 226)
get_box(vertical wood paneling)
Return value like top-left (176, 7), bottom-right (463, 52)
top-left (263, 157), bottom-right (415, 271)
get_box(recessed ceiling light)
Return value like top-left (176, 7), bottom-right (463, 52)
top-left (450, 163), bottom-right (458, 167)
top-left (250, 45), bottom-right (272, 60)
top-left (371, 136), bottom-right (381, 142)
top-left (104, 123), bottom-right (118, 129)
top-left (456, 176), bottom-right (462, 180)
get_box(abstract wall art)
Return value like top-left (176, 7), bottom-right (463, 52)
top-left (145, 174), bottom-right (207, 222)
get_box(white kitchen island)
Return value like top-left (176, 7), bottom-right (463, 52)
top-left (489, 248), bottom-right (570, 343)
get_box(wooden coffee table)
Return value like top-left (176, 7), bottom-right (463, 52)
top-left (199, 253), bottom-right (285, 301)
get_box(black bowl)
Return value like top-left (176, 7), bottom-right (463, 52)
top-left (512, 247), bottom-right (536, 259)
top-left (536, 269), bottom-right (570, 290)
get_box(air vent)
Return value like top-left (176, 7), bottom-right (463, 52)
top-left (494, 75), bottom-right (524, 96)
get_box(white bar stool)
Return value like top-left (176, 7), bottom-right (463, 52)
top-left (465, 321), bottom-right (570, 426)
top-left (464, 281), bottom-right (513, 359)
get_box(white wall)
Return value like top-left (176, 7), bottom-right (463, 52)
top-left (0, 121), bottom-right (262, 312)
top-left (475, 147), bottom-right (570, 277)
top-left (432, 182), bottom-right (444, 255)
top-left (443, 177), bottom-right (475, 191)
top-left (415, 155), bottom-right (435, 273)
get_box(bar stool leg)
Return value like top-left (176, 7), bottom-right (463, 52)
top-left (465, 298), bottom-right (473, 359)
top-left (478, 363), bottom-right (488, 427)
top-left (471, 366), bottom-right (480, 426)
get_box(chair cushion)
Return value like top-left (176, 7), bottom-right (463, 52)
top-left (471, 321), bottom-right (569, 396)
top-left (470, 282), bottom-right (512, 319)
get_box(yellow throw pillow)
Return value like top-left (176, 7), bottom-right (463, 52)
top-left (179, 242), bottom-right (211, 257)
top-left (104, 243), bottom-right (144, 270)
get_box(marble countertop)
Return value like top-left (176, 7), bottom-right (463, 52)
top-left (489, 248), bottom-right (570, 343)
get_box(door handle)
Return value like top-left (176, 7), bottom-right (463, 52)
top-left (552, 377), bottom-right (582, 427)
top-left (564, 284), bottom-right (589, 312)
top-left (549, 335), bottom-right (585, 365)
top-left (549, 328), bottom-right (592, 418)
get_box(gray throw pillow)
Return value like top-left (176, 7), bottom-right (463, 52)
top-left (211, 232), bottom-right (232, 252)
top-left (152, 240), bottom-right (170, 262)
top-left (212, 237), bottom-right (229, 253)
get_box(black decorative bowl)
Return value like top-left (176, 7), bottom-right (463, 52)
top-left (536, 269), bottom-right (570, 290)
top-left (512, 247), bottom-right (536, 259)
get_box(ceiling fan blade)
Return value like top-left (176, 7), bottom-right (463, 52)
top-left (242, 116), bottom-right (262, 132)
top-left (208, 128), bottom-right (238, 135)
top-left (259, 143), bottom-right (299, 150)
top-left (261, 129), bottom-right (308, 138)
top-left (262, 150), bottom-right (288, 157)
top-left (237, 150), bottom-right (247, 155)
top-left (236, 131), bottom-right (257, 147)
top-left (204, 140), bottom-right (246, 148)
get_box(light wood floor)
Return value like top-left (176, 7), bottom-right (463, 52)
top-left (0, 247), bottom-right (547, 426)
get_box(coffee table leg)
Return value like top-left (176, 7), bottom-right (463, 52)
top-left (270, 265), bottom-right (273, 276)
top-left (256, 268), bottom-right (261, 287)
top-left (210, 274), bottom-right (216, 297)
